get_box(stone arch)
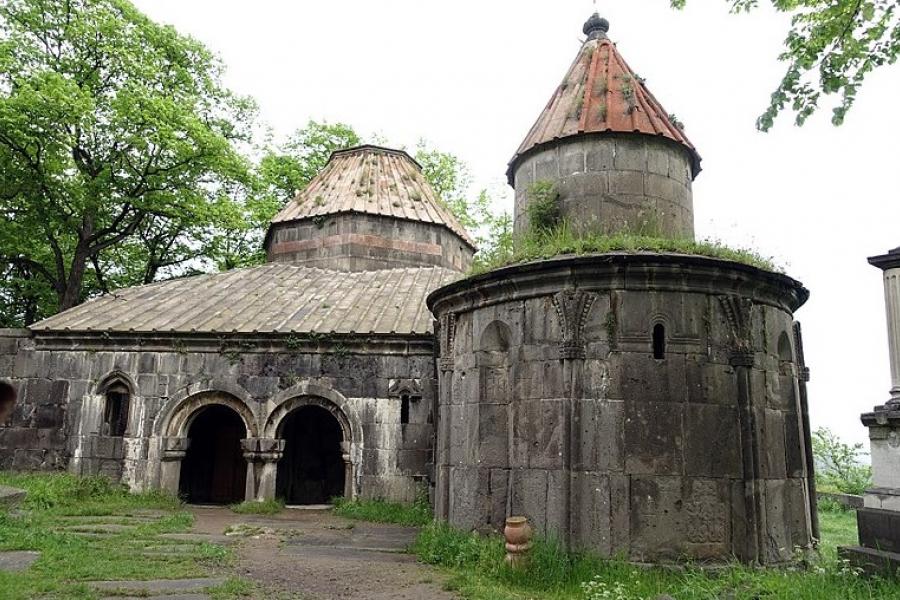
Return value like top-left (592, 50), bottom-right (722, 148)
top-left (777, 331), bottom-right (794, 363)
top-left (479, 320), bottom-right (512, 352)
top-left (157, 387), bottom-right (258, 440)
top-left (263, 382), bottom-right (358, 502)
top-left (263, 382), bottom-right (357, 442)
top-left (95, 370), bottom-right (137, 395)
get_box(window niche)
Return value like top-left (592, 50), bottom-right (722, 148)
top-left (102, 381), bottom-right (130, 437)
top-left (652, 323), bottom-right (666, 360)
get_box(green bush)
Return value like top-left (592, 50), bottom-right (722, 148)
top-left (812, 427), bottom-right (872, 495)
top-left (526, 180), bottom-right (561, 233)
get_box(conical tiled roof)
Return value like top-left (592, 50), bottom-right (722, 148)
top-left (270, 145), bottom-right (476, 248)
top-left (509, 14), bottom-right (701, 180)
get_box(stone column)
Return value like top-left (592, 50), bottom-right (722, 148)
top-left (340, 440), bottom-right (353, 499)
top-left (869, 248), bottom-right (900, 405)
top-left (241, 438), bottom-right (285, 502)
top-left (159, 437), bottom-right (190, 496)
top-left (839, 248), bottom-right (900, 574)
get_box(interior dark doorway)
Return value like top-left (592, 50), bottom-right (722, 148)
top-left (178, 404), bottom-right (247, 504)
top-left (276, 405), bottom-right (345, 505)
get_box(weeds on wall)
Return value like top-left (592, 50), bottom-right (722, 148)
top-left (526, 180), bottom-right (561, 233)
top-left (470, 222), bottom-right (780, 276)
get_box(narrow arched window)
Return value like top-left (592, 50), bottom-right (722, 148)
top-left (103, 382), bottom-right (130, 437)
top-left (400, 394), bottom-right (411, 425)
top-left (652, 324), bottom-right (666, 360)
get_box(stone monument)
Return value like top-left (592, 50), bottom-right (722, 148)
top-left (840, 247), bottom-right (900, 574)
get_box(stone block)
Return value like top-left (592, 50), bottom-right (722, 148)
top-left (683, 404), bottom-right (740, 477)
top-left (624, 401), bottom-right (683, 475)
top-left (614, 137), bottom-right (647, 172)
top-left (572, 399), bottom-right (624, 472)
top-left (509, 468), bottom-right (549, 535)
top-left (570, 471), bottom-right (612, 554)
top-left (608, 171), bottom-right (644, 196)
top-left (476, 403), bottom-right (509, 468)
top-left (857, 507), bottom-right (900, 553)
top-left (761, 409), bottom-right (788, 479)
top-left (559, 142), bottom-right (586, 175)
top-left (511, 399), bottom-right (563, 470)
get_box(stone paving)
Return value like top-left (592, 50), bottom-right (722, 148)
top-left (3, 504), bottom-right (454, 599)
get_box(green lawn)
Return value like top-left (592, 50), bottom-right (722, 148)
top-left (0, 472), bottom-right (248, 600)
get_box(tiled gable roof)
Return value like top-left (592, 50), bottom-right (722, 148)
top-left (31, 264), bottom-right (459, 336)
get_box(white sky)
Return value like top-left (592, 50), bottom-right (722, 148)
top-left (133, 0), bottom-right (900, 449)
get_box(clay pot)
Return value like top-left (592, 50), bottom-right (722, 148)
top-left (504, 516), bottom-right (533, 568)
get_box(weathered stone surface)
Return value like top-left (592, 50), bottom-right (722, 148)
top-left (0, 551), bottom-right (40, 572)
top-left (0, 485), bottom-right (26, 509)
top-left (428, 253), bottom-right (812, 564)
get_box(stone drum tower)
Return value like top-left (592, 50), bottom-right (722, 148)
top-left (428, 14), bottom-right (816, 564)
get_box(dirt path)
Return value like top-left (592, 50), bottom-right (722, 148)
top-left (191, 507), bottom-right (459, 600)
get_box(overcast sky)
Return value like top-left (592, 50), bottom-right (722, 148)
top-left (133, 0), bottom-right (900, 448)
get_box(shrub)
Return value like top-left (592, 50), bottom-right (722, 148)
top-left (230, 499), bottom-right (284, 515)
top-left (526, 180), bottom-right (561, 233)
top-left (812, 427), bottom-right (872, 495)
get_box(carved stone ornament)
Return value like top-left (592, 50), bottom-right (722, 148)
top-left (388, 378), bottom-right (423, 397)
top-left (718, 295), bottom-right (754, 364)
top-left (552, 290), bottom-right (596, 360)
top-left (439, 312), bottom-right (457, 372)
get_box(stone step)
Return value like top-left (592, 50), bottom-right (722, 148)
top-left (159, 533), bottom-right (236, 545)
top-left (58, 523), bottom-right (139, 534)
top-left (0, 551), bottom-right (40, 572)
top-left (101, 594), bottom-right (210, 600)
top-left (90, 577), bottom-right (225, 595)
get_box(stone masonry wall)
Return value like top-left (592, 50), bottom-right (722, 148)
top-left (0, 332), bottom-right (436, 504)
top-left (267, 213), bottom-right (475, 272)
top-left (512, 133), bottom-right (694, 239)
top-left (430, 255), bottom-right (813, 564)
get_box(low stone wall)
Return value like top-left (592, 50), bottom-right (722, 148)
top-left (817, 491), bottom-right (863, 509)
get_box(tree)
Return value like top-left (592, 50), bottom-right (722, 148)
top-left (812, 427), bottom-right (872, 495)
top-left (413, 141), bottom-right (512, 257)
top-left (0, 0), bottom-right (256, 321)
top-left (671, 1), bottom-right (900, 129)
top-left (258, 120), bottom-right (361, 206)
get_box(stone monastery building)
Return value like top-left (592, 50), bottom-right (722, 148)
top-left (0, 14), bottom-right (816, 564)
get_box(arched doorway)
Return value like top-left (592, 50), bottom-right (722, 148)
top-left (276, 405), bottom-right (345, 505)
top-left (179, 405), bottom-right (247, 504)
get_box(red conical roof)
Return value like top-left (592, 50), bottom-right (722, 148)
top-left (509, 15), bottom-right (701, 181)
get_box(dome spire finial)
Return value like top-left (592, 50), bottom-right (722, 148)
top-left (583, 12), bottom-right (609, 40)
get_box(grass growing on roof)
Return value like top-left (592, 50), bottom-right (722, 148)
top-left (471, 222), bottom-right (780, 276)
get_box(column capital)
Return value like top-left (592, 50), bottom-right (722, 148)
top-left (868, 247), bottom-right (900, 271)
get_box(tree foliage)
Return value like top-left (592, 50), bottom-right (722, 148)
top-left (0, 0), bottom-right (256, 320)
top-left (812, 427), bottom-right (872, 495)
top-left (672, 0), bottom-right (900, 129)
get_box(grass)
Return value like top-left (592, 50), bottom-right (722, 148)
top-left (230, 499), bottom-right (284, 515)
top-left (471, 223), bottom-right (779, 276)
top-left (411, 507), bottom-right (899, 600)
top-left (0, 472), bottom-right (250, 600)
top-left (332, 495), bottom-right (432, 527)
